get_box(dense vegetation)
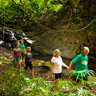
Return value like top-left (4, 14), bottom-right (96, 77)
top-left (0, 56), bottom-right (96, 96)
top-left (0, 0), bottom-right (96, 96)
top-left (0, 0), bottom-right (68, 27)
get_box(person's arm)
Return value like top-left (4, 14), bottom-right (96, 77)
top-left (62, 62), bottom-right (69, 69)
top-left (50, 62), bottom-right (54, 78)
top-left (68, 61), bottom-right (74, 71)
top-left (31, 56), bottom-right (34, 67)
top-left (68, 54), bottom-right (80, 71)
top-left (87, 60), bottom-right (88, 72)
top-left (24, 46), bottom-right (26, 53)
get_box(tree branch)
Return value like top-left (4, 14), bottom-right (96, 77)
top-left (12, 0), bottom-right (54, 31)
top-left (12, 0), bottom-right (96, 33)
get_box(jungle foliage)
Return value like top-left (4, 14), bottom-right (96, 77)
top-left (0, 66), bottom-right (96, 96)
top-left (0, 0), bottom-right (68, 26)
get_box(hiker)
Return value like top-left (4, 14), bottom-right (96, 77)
top-left (24, 47), bottom-right (34, 78)
top-left (12, 44), bottom-right (21, 72)
top-left (50, 49), bottom-right (69, 91)
top-left (11, 39), bottom-right (21, 52)
top-left (68, 47), bottom-right (89, 84)
top-left (20, 40), bottom-right (26, 64)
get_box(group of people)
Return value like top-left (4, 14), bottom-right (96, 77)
top-left (11, 39), bottom-right (89, 91)
top-left (50, 47), bottom-right (89, 91)
top-left (11, 39), bottom-right (34, 77)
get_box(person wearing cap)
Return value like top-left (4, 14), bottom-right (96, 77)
top-left (50, 49), bottom-right (69, 91)
top-left (68, 47), bottom-right (89, 83)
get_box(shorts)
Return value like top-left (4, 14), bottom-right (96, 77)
top-left (21, 53), bottom-right (25, 58)
top-left (74, 75), bottom-right (88, 82)
top-left (54, 73), bottom-right (61, 79)
top-left (13, 57), bottom-right (21, 61)
top-left (25, 62), bottom-right (33, 70)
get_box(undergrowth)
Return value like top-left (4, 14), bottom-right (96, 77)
top-left (0, 66), bottom-right (96, 96)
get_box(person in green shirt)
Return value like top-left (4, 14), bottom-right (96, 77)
top-left (68, 47), bottom-right (89, 82)
top-left (21, 40), bottom-right (26, 65)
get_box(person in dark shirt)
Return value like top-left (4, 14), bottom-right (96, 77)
top-left (24, 47), bottom-right (34, 78)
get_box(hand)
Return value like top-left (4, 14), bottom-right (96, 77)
top-left (67, 66), bottom-right (69, 69)
top-left (68, 67), bottom-right (71, 71)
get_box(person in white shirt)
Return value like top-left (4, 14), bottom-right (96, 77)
top-left (50, 49), bottom-right (69, 91)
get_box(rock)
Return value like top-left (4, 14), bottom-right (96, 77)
top-left (32, 31), bottom-right (82, 59)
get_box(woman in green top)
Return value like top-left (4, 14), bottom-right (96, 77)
top-left (21, 40), bottom-right (26, 65)
top-left (68, 47), bottom-right (89, 83)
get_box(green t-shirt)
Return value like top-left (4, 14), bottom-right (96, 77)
top-left (21, 45), bottom-right (26, 53)
top-left (72, 53), bottom-right (88, 77)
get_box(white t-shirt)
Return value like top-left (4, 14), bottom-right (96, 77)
top-left (51, 56), bottom-right (63, 73)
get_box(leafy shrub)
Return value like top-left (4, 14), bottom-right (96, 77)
top-left (0, 66), bottom-right (96, 96)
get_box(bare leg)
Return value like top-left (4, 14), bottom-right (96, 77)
top-left (31, 68), bottom-right (34, 78)
top-left (54, 79), bottom-right (60, 91)
top-left (14, 61), bottom-right (17, 68)
top-left (18, 60), bottom-right (21, 72)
